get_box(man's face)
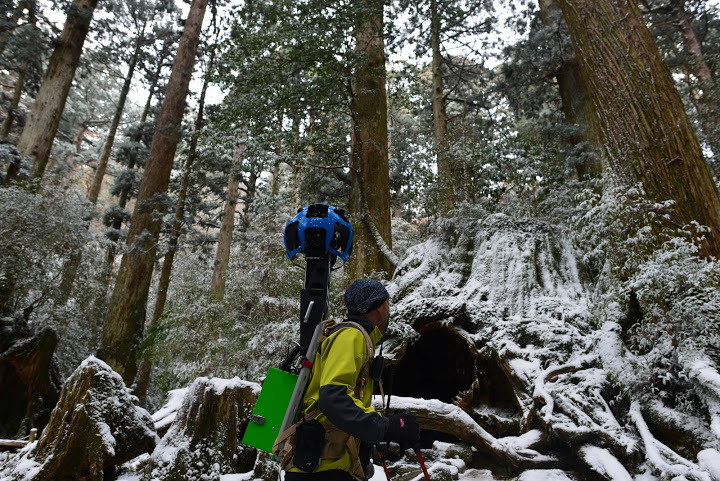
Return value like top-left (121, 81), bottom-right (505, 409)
top-left (377, 299), bottom-right (390, 334)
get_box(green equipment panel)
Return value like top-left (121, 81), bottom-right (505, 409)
top-left (242, 367), bottom-right (298, 453)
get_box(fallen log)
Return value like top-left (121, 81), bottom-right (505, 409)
top-left (375, 395), bottom-right (558, 469)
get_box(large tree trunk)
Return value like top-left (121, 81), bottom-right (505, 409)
top-left (25, 357), bottom-right (157, 481)
top-left (11, 0), bottom-right (98, 183)
top-left (105, 36), bottom-right (173, 271)
top-left (210, 143), bottom-right (244, 300)
top-left (349, 0), bottom-right (393, 279)
top-left (134, 35), bottom-right (216, 401)
top-left (99, 0), bottom-right (209, 387)
top-left (88, 24), bottom-right (146, 204)
top-left (559, 0), bottom-right (720, 259)
top-left (430, 0), bottom-right (454, 207)
top-left (141, 377), bottom-right (258, 480)
top-left (538, 0), bottom-right (599, 179)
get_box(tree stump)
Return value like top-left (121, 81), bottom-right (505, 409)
top-left (0, 317), bottom-right (61, 439)
top-left (4, 356), bottom-right (158, 481)
top-left (142, 377), bottom-right (260, 481)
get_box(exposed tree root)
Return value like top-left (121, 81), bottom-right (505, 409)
top-left (630, 401), bottom-right (712, 481)
top-left (533, 354), bottom-right (597, 423)
top-left (683, 356), bottom-right (720, 440)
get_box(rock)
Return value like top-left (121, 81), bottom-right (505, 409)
top-left (142, 376), bottom-right (260, 481)
top-left (0, 319), bottom-right (62, 439)
top-left (392, 464), bottom-right (425, 481)
top-left (442, 443), bottom-right (474, 466)
top-left (253, 451), bottom-right (280, 481)
top-left (4, 356), bottom-right (158, 481)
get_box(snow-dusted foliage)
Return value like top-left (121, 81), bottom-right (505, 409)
top-left (149, 202), bottom-right (321, 402)
top-left (0, 186), bottom-right (109, 375)
top-left (576, 181), bottom-right (720, 426)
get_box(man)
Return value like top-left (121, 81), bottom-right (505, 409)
top-left (284, 278), bottom-right (420, 481)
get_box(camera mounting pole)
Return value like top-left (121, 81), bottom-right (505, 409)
top-left (283, 203), bottom-right (353, 365)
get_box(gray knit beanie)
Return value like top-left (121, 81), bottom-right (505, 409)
top-left (344, 279), bottom-right (389, 315)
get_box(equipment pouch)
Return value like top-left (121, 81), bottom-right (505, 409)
top-left (293, 419), bottom-right (325, 472)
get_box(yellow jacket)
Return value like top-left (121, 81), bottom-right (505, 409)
top-left (289, 316), bottom-right (387, 477)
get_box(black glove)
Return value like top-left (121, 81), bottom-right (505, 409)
top-left (384, 410), bottom-right (420, 443)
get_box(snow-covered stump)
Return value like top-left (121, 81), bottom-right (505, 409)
top-left (142, 377), bottom-right (260, 481)
top-left (2, 356), bottom-right (158, 481)
top-left (380, 213), bottom-right (720, 479)
top-left (0, 318), bottom-right (62, 439)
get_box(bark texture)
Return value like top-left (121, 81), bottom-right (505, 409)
top-left (13, 0), bottom-right (98, 182)
top-left (20, 357), bottom-right (158, 481)
top-left (430, 0), bottom-right (455, 206)
top-left (134, 39), bottom-right (215, 400)
top-left (100, 0), bottom-right (209, 386)
top-left (349, 0), bottom-right (393, 279)
top-left (210, 143), bottom-right (244, 300)
top-left (142, 377), bottom-right (259, 481)
top-left (559, 0), bottom-right (720, 259)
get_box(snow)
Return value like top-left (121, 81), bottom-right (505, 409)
top-left (502, 430), bottom-right (545, 451)
top-left (152, 387), bottom-right (189, 432)
top-left (698, 450), bottom-right (720, 481)
top-left (0, 442), bottom-right (41, 481)
top-left (579, 445), bottom-right (633, 481)
top-left (97, 420), bottom-right (117, 457)
top-left (219, 473), bottom-right (255, 481)
top-left (515, 470), bottom-right (576, 481)
top-left (630, 402), bottom-right (712, 481)
top-left (205, 376), bottom-right (262, 396)
top-left (373, 394), bottom-right (557, 464)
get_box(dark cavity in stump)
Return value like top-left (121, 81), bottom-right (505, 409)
top-left (389, 324), bottom-right (475, 404)
top-left (385, 323), bottom-right (475, 447)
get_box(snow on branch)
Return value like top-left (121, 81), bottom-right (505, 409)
top-left (684, 357), bottom-right (720, 439)
top-left (361, 199), bottom-right (399, 269)
top-left (630, 402), bottom-right (712, 481)
top-left (578, 445), bottom-right (633, 481)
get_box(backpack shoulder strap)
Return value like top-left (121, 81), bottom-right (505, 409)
top-left (331, 321), bottom-right (374, 398)
top-left (332, 321), bottom-right (374, 362)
